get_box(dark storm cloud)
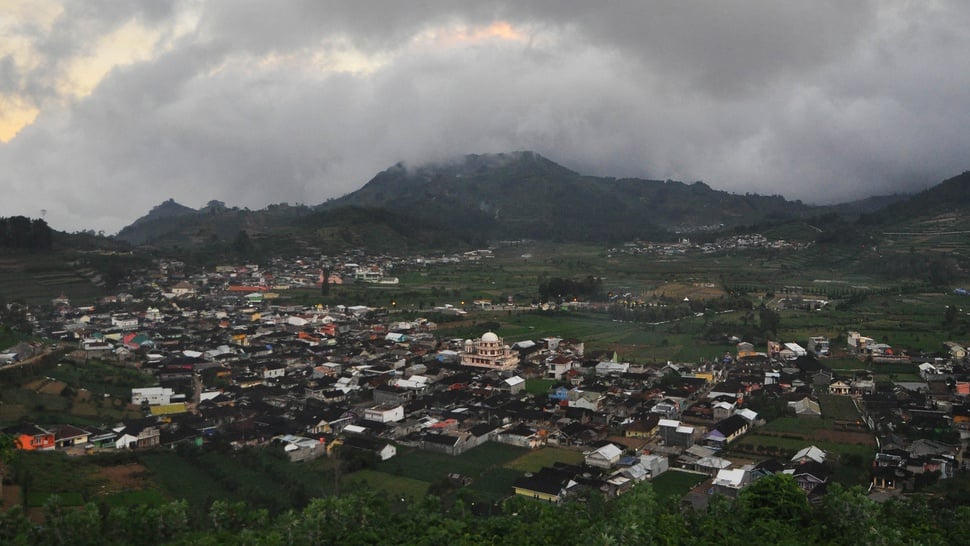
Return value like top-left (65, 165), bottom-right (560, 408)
top-left (1, 1), bottom-right (969, 232)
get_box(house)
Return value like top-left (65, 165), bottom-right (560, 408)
top-left (945, 341), bottom-right (967, 359)
top-left (363, 404), bottom-right (405, 423)
top-left (512, 466), bottom-right (575, 503)
top-left (595, 361), bottom-right (630, 376)
top-left (712, 401), bottom-right (736, 421)
top-left (273, 434), bottom-right (327, 462)
top-left (788, 397), bottom-right (822, 418)
top-left (713, 468), bottom-right (748, 497)
top-left (585, 443), bottom-right (624, 469)
top-left (568, 389), bottom-right (605, 411)
top-left (4, 424), bottom-right (55, 451)
top-left (418, 432), bottom-right (470, 456)
top-left (829, 380), bottom-right (851, 396)
top-left (786, 461), bottom-right (829, 495)
top-left (132, 387), bottom-right (175, 406)
top-left (503, 375), bottom-right (526, 394)
top-left (791, 445), bottom-right (827, 465)
top-left (624, 415), bottom-right (660, 439)
top-left (704, 414), bottom-right (749, 449)
top-left (52, 425), bottom-right (91, 449)
top-left (114, 423), bottom-right (161, 449)
top-left (495, 424), bottom-right (545, 449)
top-left (639, 453), bottom-right (669, 478)
top-left (695, 456), bottom-right (732, 476)
top-left (171, 281), bottom-right (196, 296)
top-left (658, 419), bottom-right (694, 448)
top-left (342, 437), bottom-right (396, 461)
top-left (546, 355), bottom-right (574, 380)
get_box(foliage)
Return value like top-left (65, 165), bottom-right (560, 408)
top-left (3, 473), bottom-right (970, 545)
top-left (537, 275), bottom-right (604, 302)
top-left (0, 216), bottom-right (53, 251)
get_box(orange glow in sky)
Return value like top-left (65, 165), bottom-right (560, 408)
top-left (0, 15), bottom-right (526, 143)
top-left (413, 21), bottom-right (528, 48)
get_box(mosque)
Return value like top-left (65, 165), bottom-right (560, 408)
top-left (460, 331), bottom-right (519, 371)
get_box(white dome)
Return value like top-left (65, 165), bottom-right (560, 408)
top-left (481, 332), bottom-right (499, 343)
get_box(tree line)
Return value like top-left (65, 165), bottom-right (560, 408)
top-left (0, 216), bottom-right (53, 251)
top-left (538, 275), bottom-right (605, 302)
top-left (1, 474), bottom-right (967, 545)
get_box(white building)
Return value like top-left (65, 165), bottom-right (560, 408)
top-left (363, 404), bottom-right (405, 423)
top-left (131, 387), bottom-right (175, 406)
top-left (461, 332), bottom-right (519, 371)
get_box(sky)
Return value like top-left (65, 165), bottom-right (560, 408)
top-left (2, 1), bottom-right (970, 234)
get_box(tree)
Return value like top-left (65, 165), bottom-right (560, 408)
top-left (945, 305), bottom-right (958, 326)
top-left (320, 269), bottom-right (330, 296)
top-left (815, 483), bottom-right (883, 545)
top-left (759, 306), bottom-right (781, 336)
top-left (734, 474), bottom-right (810, 542)
top-left (232, 230), bottom-right (256, 257)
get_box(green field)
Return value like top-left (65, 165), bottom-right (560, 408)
top-left (524, 378), bottom-right (555, 395)
top-left (46, 359), bottom-right (158, 399)
top-left (502, 447), bottom-right (585, 472)
top-left (142, 452), bottom-right (232, 507)
top-left (650, 470), bottom-right (707, 500)
top-left (0, 254), bottom-right (108, 305)
top-left (732, 435), bottom-right (875, 462)
top-left (345, 470), bottom-right (430, 500)
top-left (363, 444), bottom-right (585, 503)
top-left (466, 467), bottom-right (525, 501)
top-left (378, 442), bottom-right (528, 484)
top-left (102, 489), bottom-right (167, 508)
top-left (818, 395), bottom-right (861, 421)
top-left (436, 311), bottom-right (738, 363)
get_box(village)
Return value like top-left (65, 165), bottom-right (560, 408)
top-left (2, 250), bottom-right (968, 509)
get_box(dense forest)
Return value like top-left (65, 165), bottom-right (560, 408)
top-left (1, 474), bottom-right (967, 545)
top-left (0, 217), bottom-right (52, 251)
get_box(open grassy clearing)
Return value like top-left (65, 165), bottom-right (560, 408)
top-left (524, 378), bottom-right (555, 395)
top-left (437, 311), bottom-right (735, 363)
top-left (502, 447), bottom-right (585, 472)
top-left (141, 452), bottom-right (232, 508)
top-left (466, 467), bottom-right (524, 502)
top-left (46, 359), bottom-right (157, 399)
top-left (732, 435), bottom-right (875, 460)
top-left (345, 470), bottom-right (430, 500)
top-left (378, 442), bottom-right (527, 484)
top-left (818, 395), bottom-right (861, 421)
top-left (0, 254), bottom-right (107, 305)
top-left (650, 470), bottom-right (707, 500)
top-left (761, 418), bottom-right (841, 434)
top-left (11, 450), bottom-right (106, 507)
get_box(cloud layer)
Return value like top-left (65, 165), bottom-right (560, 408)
top-left (1, 1), bottom-right (969, 233)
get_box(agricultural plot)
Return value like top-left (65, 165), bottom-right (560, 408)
top-left (0, 255), bottom-right (106, 305)
top-left (364, 443), bottom-right (584, 503)
top-left (466, 468), bottom-right (524, 501)
top-left (46, 359), bottom-right (157, 399)
top-left (344, 470), bottom-right (429, 501)
top-left (731, 435), bottom-right (875, 463)
top-left (650, 470), bottom-right (707, 500)
top-left (524, 378), bottom-right (555, 395)
top-left (378, 442), bottom-right (527, 484)
top-left (438, 311), bottom-right (733, 363)
top-left (12, 451), bottom-right (105, 507)
top-left (502, 447), bottom-right (585, 472)
top-left (141, 452), bottom-right (232, 508)
top-left (818, 395), bottom-right (861, 421)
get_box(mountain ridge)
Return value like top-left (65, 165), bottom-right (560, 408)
top-left (112, 151), bottom-right (966, 251)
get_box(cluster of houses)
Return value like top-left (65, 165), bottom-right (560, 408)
top-left (608, 234), bottom-right (809, 258)
top-left (3, 254), bottom-right (969, 506)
